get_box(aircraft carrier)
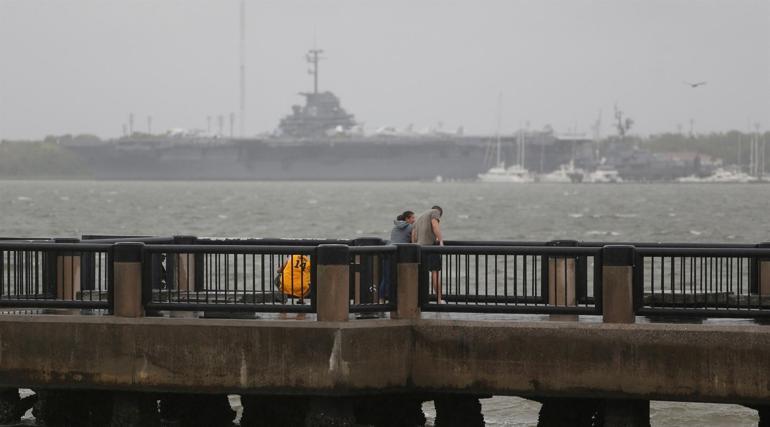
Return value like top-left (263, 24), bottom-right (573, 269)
top-left (64, 49), bottom-right (696, 181)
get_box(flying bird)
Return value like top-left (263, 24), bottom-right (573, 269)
top-left (684, 81), bottom-right (707, 88)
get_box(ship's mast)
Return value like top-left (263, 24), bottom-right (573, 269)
top-left (239, 0), bottom-right (246, 137)
top-left (307, 48), bottom-right (324, 94)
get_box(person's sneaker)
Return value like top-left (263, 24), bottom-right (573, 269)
top-left (438, 299), bottom-right (447, 304)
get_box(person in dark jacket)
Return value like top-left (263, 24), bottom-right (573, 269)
top-left (389, 211), bottom-right (415, 243)
top-left (379, 211), bottom-right (415, 302)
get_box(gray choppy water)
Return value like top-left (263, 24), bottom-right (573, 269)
top-left (2, 180), bottom-right (769, 243)
top-left (2, 180), bottom-right (767, 426)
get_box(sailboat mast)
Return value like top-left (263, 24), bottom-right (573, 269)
top-left (495, 93), bottom-right (502, 166)
top-left (239, 0), bottom-right (246, 137)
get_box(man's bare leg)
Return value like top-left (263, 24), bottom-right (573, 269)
top-left (432, 271), bottom-right (443, 303)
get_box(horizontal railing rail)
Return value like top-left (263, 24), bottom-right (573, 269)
top-left (196, 237), bottom-right (352, 246)
top-left (419, 245), bottom-right (603, 315)
top-left (82, 236), bottom-right (175, 244)
top-left (634, 247), bottom-right (770, 318)
top-left (141, 245), bottom-right (317, 314)
top-left (0, 242), bottom-right (114, 311)
top-left (348, 245), bottom-right (398, 314)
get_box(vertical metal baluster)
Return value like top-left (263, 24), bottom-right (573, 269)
top-left (690, 256), bottom-right (695, 304)
top-left (521, 255), bottom-right (524, 305)
top-left (484, 253), bottom-right (489, 305)
top-left (474, 254), bottom-right (479, 307)
top-left (0, 250), bottom-right (4, 298)
top-left (736, 257), bottom-right (750, 308)
top-left (679, 256), bottom-right (684, 298)
top-left (513, 254), bottom-right (518, 306)
top-left (503, 255), bottom-right (508, 307)
top-left (465, 254), bottom-right (470, 306)
top-left (215, 253), bottom-right (221, 303)
top-left (493, 255), bottom-right (498, 305)
top-left (649, 256), bottom-right (654, 309)
top-left (532, 255), bottom-right (537, 304)
top-left (708, 257), bottom-right (713, 310)
top-left (262, 254), bottom-right (272, 306)
top-left (563, 256), bottom-right (568, 307)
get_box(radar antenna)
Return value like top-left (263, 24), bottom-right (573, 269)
top-left (306, 48), bottom-right (325, 94)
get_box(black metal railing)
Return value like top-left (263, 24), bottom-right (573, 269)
top-left (419, 245), bottom-right (602, 315)
top-left (4, 235), bottom-right (770, 321)
top-left (634, 247), bottom-right (770, 318)
top-left (141, 245), bottom-right (316, 314)
top-left (0, 242), bottom-right (113, 311)
top-left (348, 245), bottom-right (398, 313)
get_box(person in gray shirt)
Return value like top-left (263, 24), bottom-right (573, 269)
top-left (411, 206), bottom-right (444, 303)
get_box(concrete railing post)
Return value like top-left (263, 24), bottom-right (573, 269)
top-left (173, 235), bottom-right (197, 292)
top-left (53, 238), bottom-right (81, 300)
top-left (547, 241), bottom-right (577, 321)
top-left (602, 245), bottom-right (635, 324)
top-left (757, 242), bottom-right (770, 297)
top-left (392, 244), bottom-right (421, 320)
top-left (316, 244), bottom-right (350, 322)
top-left (113, 242), bottom-right (145, 318)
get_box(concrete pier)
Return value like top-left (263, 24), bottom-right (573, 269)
top-left (3, 237), bottom-right (770, 425)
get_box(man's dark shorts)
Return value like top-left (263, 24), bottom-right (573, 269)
top-left (426, 253), bottom-right (442, 271)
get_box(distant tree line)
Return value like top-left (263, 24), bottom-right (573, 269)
top-left (607, 131), bottom-right (770, 167)
top-left (0, 140), bottom-right (88, 178)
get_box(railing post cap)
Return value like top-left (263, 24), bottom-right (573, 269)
top-left (173, 235), bottom-right (197, 245)
top-left (113, 242), bottom-right (145, 263)
top-left (54, 237), bottom-right (80, 243)
top-left (602, 245), bottom-right (635, 266)
top-left (317, 244), bottom-right (350, 265)
top-left (547, 240), bottom-right (579, 247)
top-left (395, 243), bottom-right (421, 263)
top-left (352, 237), bottom-right (386, 246)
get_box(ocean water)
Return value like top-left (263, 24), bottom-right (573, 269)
top-left (2, 180), bottom-right (768, 426)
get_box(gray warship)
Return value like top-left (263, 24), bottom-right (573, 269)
top-left (65, 49), bottom-right (694, 181)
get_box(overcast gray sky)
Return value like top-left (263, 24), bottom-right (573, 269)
top-left (1, 0), bottom-right (768, 140)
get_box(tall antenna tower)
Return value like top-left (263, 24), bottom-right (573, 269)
top-left (239, 0), bottom-right (246, 137)
top-left (306, 48), bottom-right (324, 94)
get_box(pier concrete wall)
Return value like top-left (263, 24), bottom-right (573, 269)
top-left (0, 316), bottom-right (769, 405)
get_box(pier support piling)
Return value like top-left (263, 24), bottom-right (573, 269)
top-left (110, 392), bottom-right (159, 427)
top-left (433, 395), bottom-right (484, 427)
top-left (240, 395), bottom-right (308, 427)
top-left (0, 388), bottom-right (20, 424)
top-left (353, 394), bottom-right (426, 427)
top-left (158, 393), bottom-right (234, 427)
top-left (536, 398), bottom-right (600, 427)
top-left (600, 399), bottom-right (650, 427)
top-left (304, 397), bottom-right (355, 427)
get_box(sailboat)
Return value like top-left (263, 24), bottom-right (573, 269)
top-left (478, 96), bottom-right (534, 183)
